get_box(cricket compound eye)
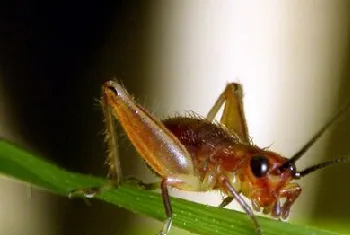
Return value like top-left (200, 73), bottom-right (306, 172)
top-left (250, 155), bottom-right (269, 178)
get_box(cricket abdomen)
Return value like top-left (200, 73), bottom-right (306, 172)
top-left (162, 117), bottom-right (248, 189)
top-left (163, 117), bottom-right (240, 147)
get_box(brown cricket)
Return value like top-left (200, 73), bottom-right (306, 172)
top-left (71, 80), bottom-right (350, 235)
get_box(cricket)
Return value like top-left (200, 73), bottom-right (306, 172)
top-left (70, 80), bottom-right (350, 235)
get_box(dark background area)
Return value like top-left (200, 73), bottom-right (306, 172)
top-left (0, 1), bottom-right (153, 234)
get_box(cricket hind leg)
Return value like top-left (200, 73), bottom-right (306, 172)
top-left (69, 83), bottom-right (126, 198)
top-left (69, 82), bottom-right (162, 198)
top-left (207, 83), bottom-right (250, 144)
top-left (71, 80), bottom-right (198, 235)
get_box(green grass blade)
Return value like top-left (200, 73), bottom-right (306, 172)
top-left (0, 139), bottom-right (342, 235)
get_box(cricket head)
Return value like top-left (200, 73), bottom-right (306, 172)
top-left (239, 147), bottom-right (350, 219)
top-left (237, 101), bottom-right (350, 219)
top-left (238, 149), bottom-right (299, 219)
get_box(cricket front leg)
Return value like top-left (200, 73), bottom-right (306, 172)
top-left (219, 175), bottom-right (262, 235)
top-left (278, 183), bottom-right (302, 220)
top-left (218, 196), bottom-right (234, 208)
top-left (207, 83), bottom-right (250, 144)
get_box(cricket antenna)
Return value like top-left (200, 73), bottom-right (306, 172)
top-left (279, 100), bottom-right (350, 172)
top-left (293, 156), bottom-right (350, 179)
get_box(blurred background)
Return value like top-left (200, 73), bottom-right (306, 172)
top-left (0, 1), bottom-right (350, 235)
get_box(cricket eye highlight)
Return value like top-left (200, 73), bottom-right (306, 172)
top-left (250, 155), bottom-right (269, 178)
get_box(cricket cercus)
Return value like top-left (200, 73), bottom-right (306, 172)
top-left (70, 80), bottom-right (350, 235)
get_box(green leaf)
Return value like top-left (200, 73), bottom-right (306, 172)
top-left (0, 139), bottom-right (341, 235)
